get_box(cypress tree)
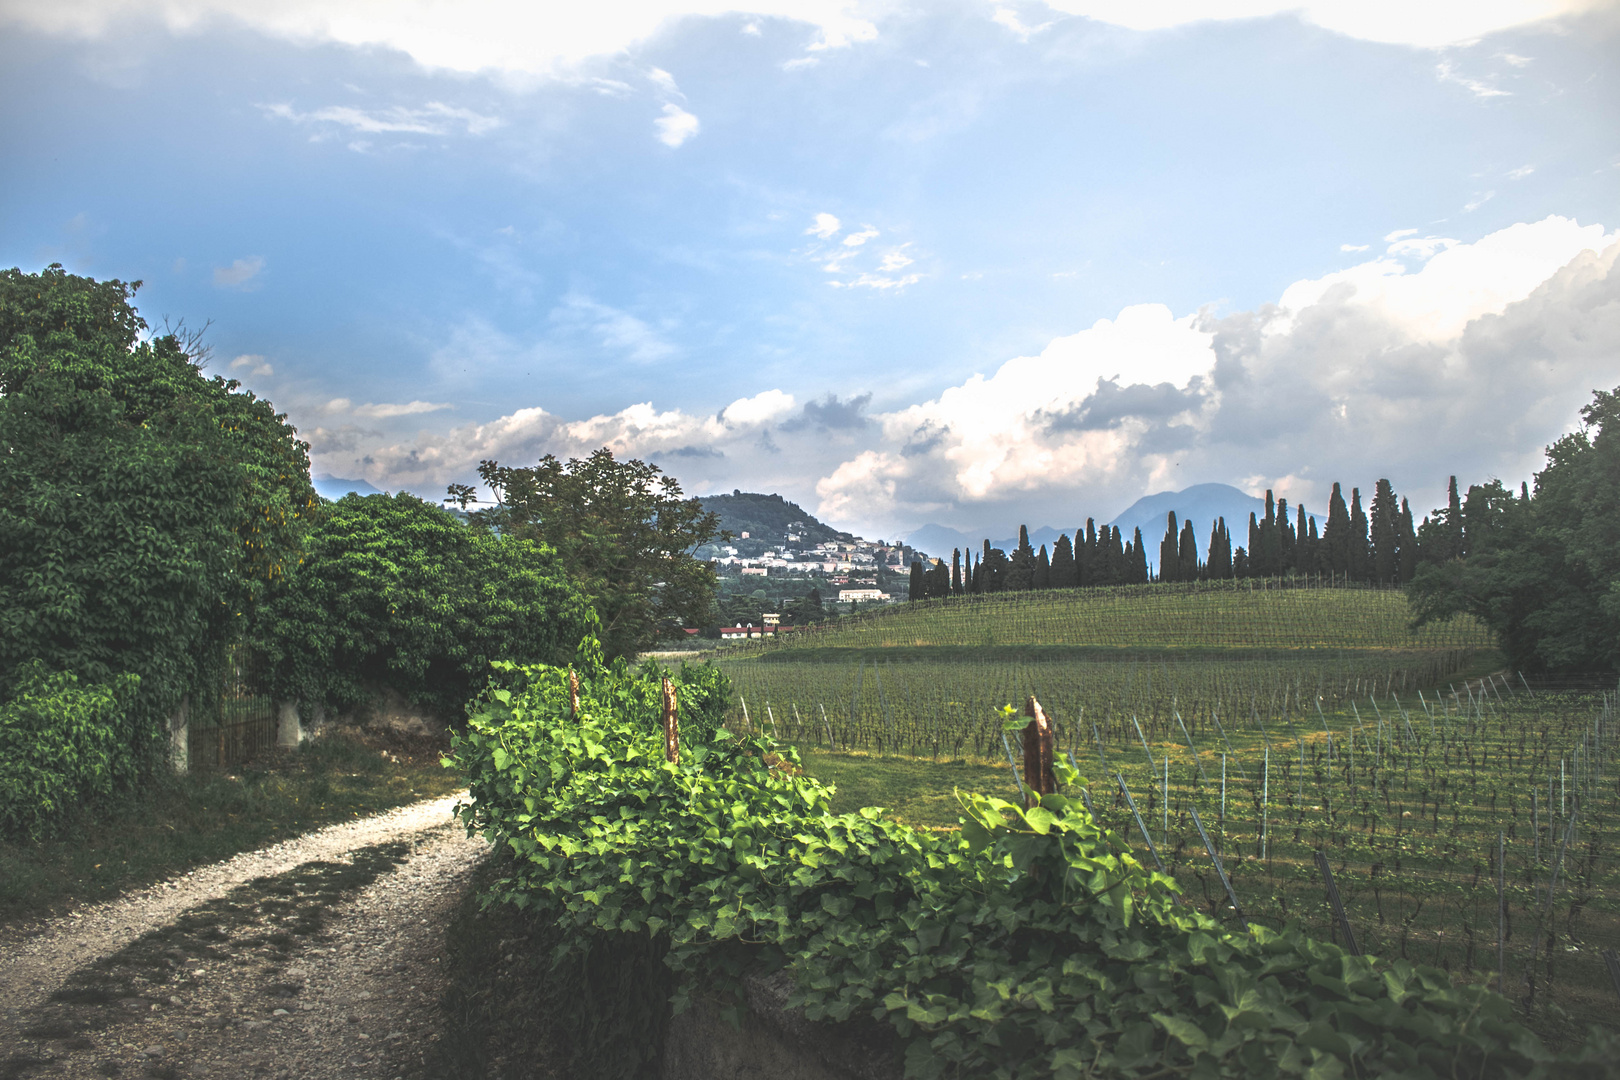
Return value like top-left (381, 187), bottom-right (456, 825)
top-left (1007, 525), bottom-right (1036, 590)
top-left (1447, 476), bottom-right (1464, 559)
top-left (1348, 487), bottom-right (1370, 582)
top-left (1179, 518), bottom-right (1199, 581)
top-left (951, 548), bottom-right (963, 594)
top-left (908, 560), bottom-right (924, 601)
top-left (1233, 545), bottom-right (1250, 578)
top-left (1397, 498), bottom-right (1418, 583)
top-left (1370, 479), bottom-right (1399, 584)
top-left (929, 559), bottom-right (952, 599)
top-left (1207, 518), bottom-right (1232, 578)
top-left (1050, 533), bottom-right (1077, 588)
top-left (1323, 482), bottom-right (1350, 576)
top-left (1083, 519), bottom-right (1098, 585)
top-left (1277, 498), bottom-right (1294, 571)
top-left (1247, 512), bottom-right (1261, 575)
top-left (981, 546), bottom-right (1009, 592)
top-left (1294, 504), bottom-right (1311, 574)
top-left (1160, 512), bottom-right (1180, 583)
top-left (1131, 527), bottom-right (1150, 583)
top-left (1111, 527), bottom-right (1128, 584)
top-left (1307, 516), bottom-right (1323, 575)
top-left (1035, 544), bottom-right (1051, 589)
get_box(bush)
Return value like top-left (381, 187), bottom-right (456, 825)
top-left (0, 662), bottom-right (140, 839)
top-left (454, 652), bottom-right (1620, 1080)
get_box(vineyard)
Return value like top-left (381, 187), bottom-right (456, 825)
top-left (713, 585), bottom-right (1620, 1042)
top-left (728, 579), bottom-right (1495, 654)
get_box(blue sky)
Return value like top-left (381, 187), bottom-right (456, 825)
top-left (3, 0), bottom-right (1617, 540)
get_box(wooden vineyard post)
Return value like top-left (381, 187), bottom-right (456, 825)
top-left (569, 668), bottom-right (580, 719)
top-left (1498, 830), bottom-right (1507, 989)
top-left (1315, 850), bottom-right (1360, 955)
top-left (661, 677), bottom-right (680, 764)
top-left (1023, 696), bottom-right (1055, 807)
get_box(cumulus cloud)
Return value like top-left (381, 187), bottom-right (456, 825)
top-left (654, 103), bottom-right (700, 147)
top-left (806, 212), bottom-right (841, 238)
top-left (312, 215), bottom-right (1619, 540)
top-left (229, 353), bottom-right (274, 377)
top-left (212, 256), bottom-right (264, 288)
top-left (1031, 0), bottom-right (1597, 49)
top-left (4, 0), bottom-right (881, 76)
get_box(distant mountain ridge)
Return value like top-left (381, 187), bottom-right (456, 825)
top-left (696, 491), bottom-right (856, 545)
top-left (905, 483), bottom-right (1322, 562)
top-left (313, 473), bottom-right (384, 500)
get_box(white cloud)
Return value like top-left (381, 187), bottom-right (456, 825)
top-left (647, 66), bottom-right (682, 96)
top-left (1436, 60), bottom-right (1511, 99)
top-left (718, 389), bottom-right (796, 427)
top-left (3, 0), bottom-right (881, 76)
top-left (353, 400), bottom-right (453, 418)
top-left (1029, 0), bottom-right (1599, 49)
top-left (262, 101), bottom-right (501, 136)
top-left (212, 256), bottom-right (264, 288)
top-left (782, 55), bottom-right (820, 70)
top-left (1464, 190), bottom-right (1496, 212)
top-left (1509, 164), bottom-right (1536, 179)
top-left (229, 353), bottom-right (274, 377)
top-left (1340, 243), bottom-right (1370, 252)
top-left (310, 216), bottom-right (1620, 541)
top-left (841, 226), bottom-right (879, 247)
top-left (878, 247), bottom-right (914, 271)
top-left (806, 212), bottom-right (841, 238)
top-left (654, 103), bottom-right (700, 147)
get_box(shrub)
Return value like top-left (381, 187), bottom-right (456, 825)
top-left (0, 661), bottom-right (141, 839)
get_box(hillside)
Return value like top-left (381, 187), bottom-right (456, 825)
top-left (720, 581), bottom-right (1491, 655)
top-left (696, 491), bottom-right (855, 546)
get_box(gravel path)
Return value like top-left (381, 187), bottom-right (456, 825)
top-left (0, 793), bottom-right (488, 1080)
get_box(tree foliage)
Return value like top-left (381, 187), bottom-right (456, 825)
top-left (1409, 386), bottom-right (1620, 672)
top-left (0, 265), bottom-right (316, 752)
top-left (253, 493), bottom-right (598, 716)
top-left (456, 449), bottom-right (722, 659)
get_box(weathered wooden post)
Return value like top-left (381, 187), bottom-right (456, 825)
top-left (1023, 696), bottom-right (1055, 807)
top-left (569, 668), bottom-right (580, 719)
top-left (662, 677), bottom-right (680, 764)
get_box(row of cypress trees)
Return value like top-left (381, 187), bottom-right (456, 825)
top-left (909, 477), bottom-right (1465, 600)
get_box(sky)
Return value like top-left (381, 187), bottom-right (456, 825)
top-left (2, 0), bottom-right (1617, 541)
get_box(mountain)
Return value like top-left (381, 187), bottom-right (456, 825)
top-left (1108, 483), bottom-right (1321, 560)
top-left (906, 484), bottom-right (1322, 563)
top-left (696, 491), bottom-right (856, 546)
top-left (313, 473), bottom-right (384, 500)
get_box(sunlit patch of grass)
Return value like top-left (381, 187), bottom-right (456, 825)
top-left (793, 747), bottom-right (1014, 830)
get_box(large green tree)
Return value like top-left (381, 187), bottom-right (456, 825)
top-left (456, 449), bottom-right (722, 659)
top-left (0, 266), bottom-right (316, 756)
top-left (1410, 386), bottom-right (1620, 672)
top-left (254, 494), bottom-right (596, 715)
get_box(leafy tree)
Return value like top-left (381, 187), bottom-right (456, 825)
top-left (1233, 545), bottom-right (1251, 578)
top-left (980, 541), bottom-right (1010, 592)
top-left (460, 449), bottom-right (721, 659)
top-left (1006, 526), bottom-right (1036, 590)
top-left (256, 493), bottom-right (597, 715)
top-left (0, 266), bottom-right (316, 762)
top-left (1410, 386), bottom-right (1620, 672)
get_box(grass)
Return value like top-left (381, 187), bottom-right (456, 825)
top-left (794, 748), bottom-right (1010, 826)
top-left (0, 733), bottom-right (463, 927)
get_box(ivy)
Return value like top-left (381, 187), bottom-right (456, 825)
top-left (454, 649), bottom-right (1618, 1078)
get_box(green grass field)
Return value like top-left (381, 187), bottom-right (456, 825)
top-left (713, 584), bottom-right (1618, 1046)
